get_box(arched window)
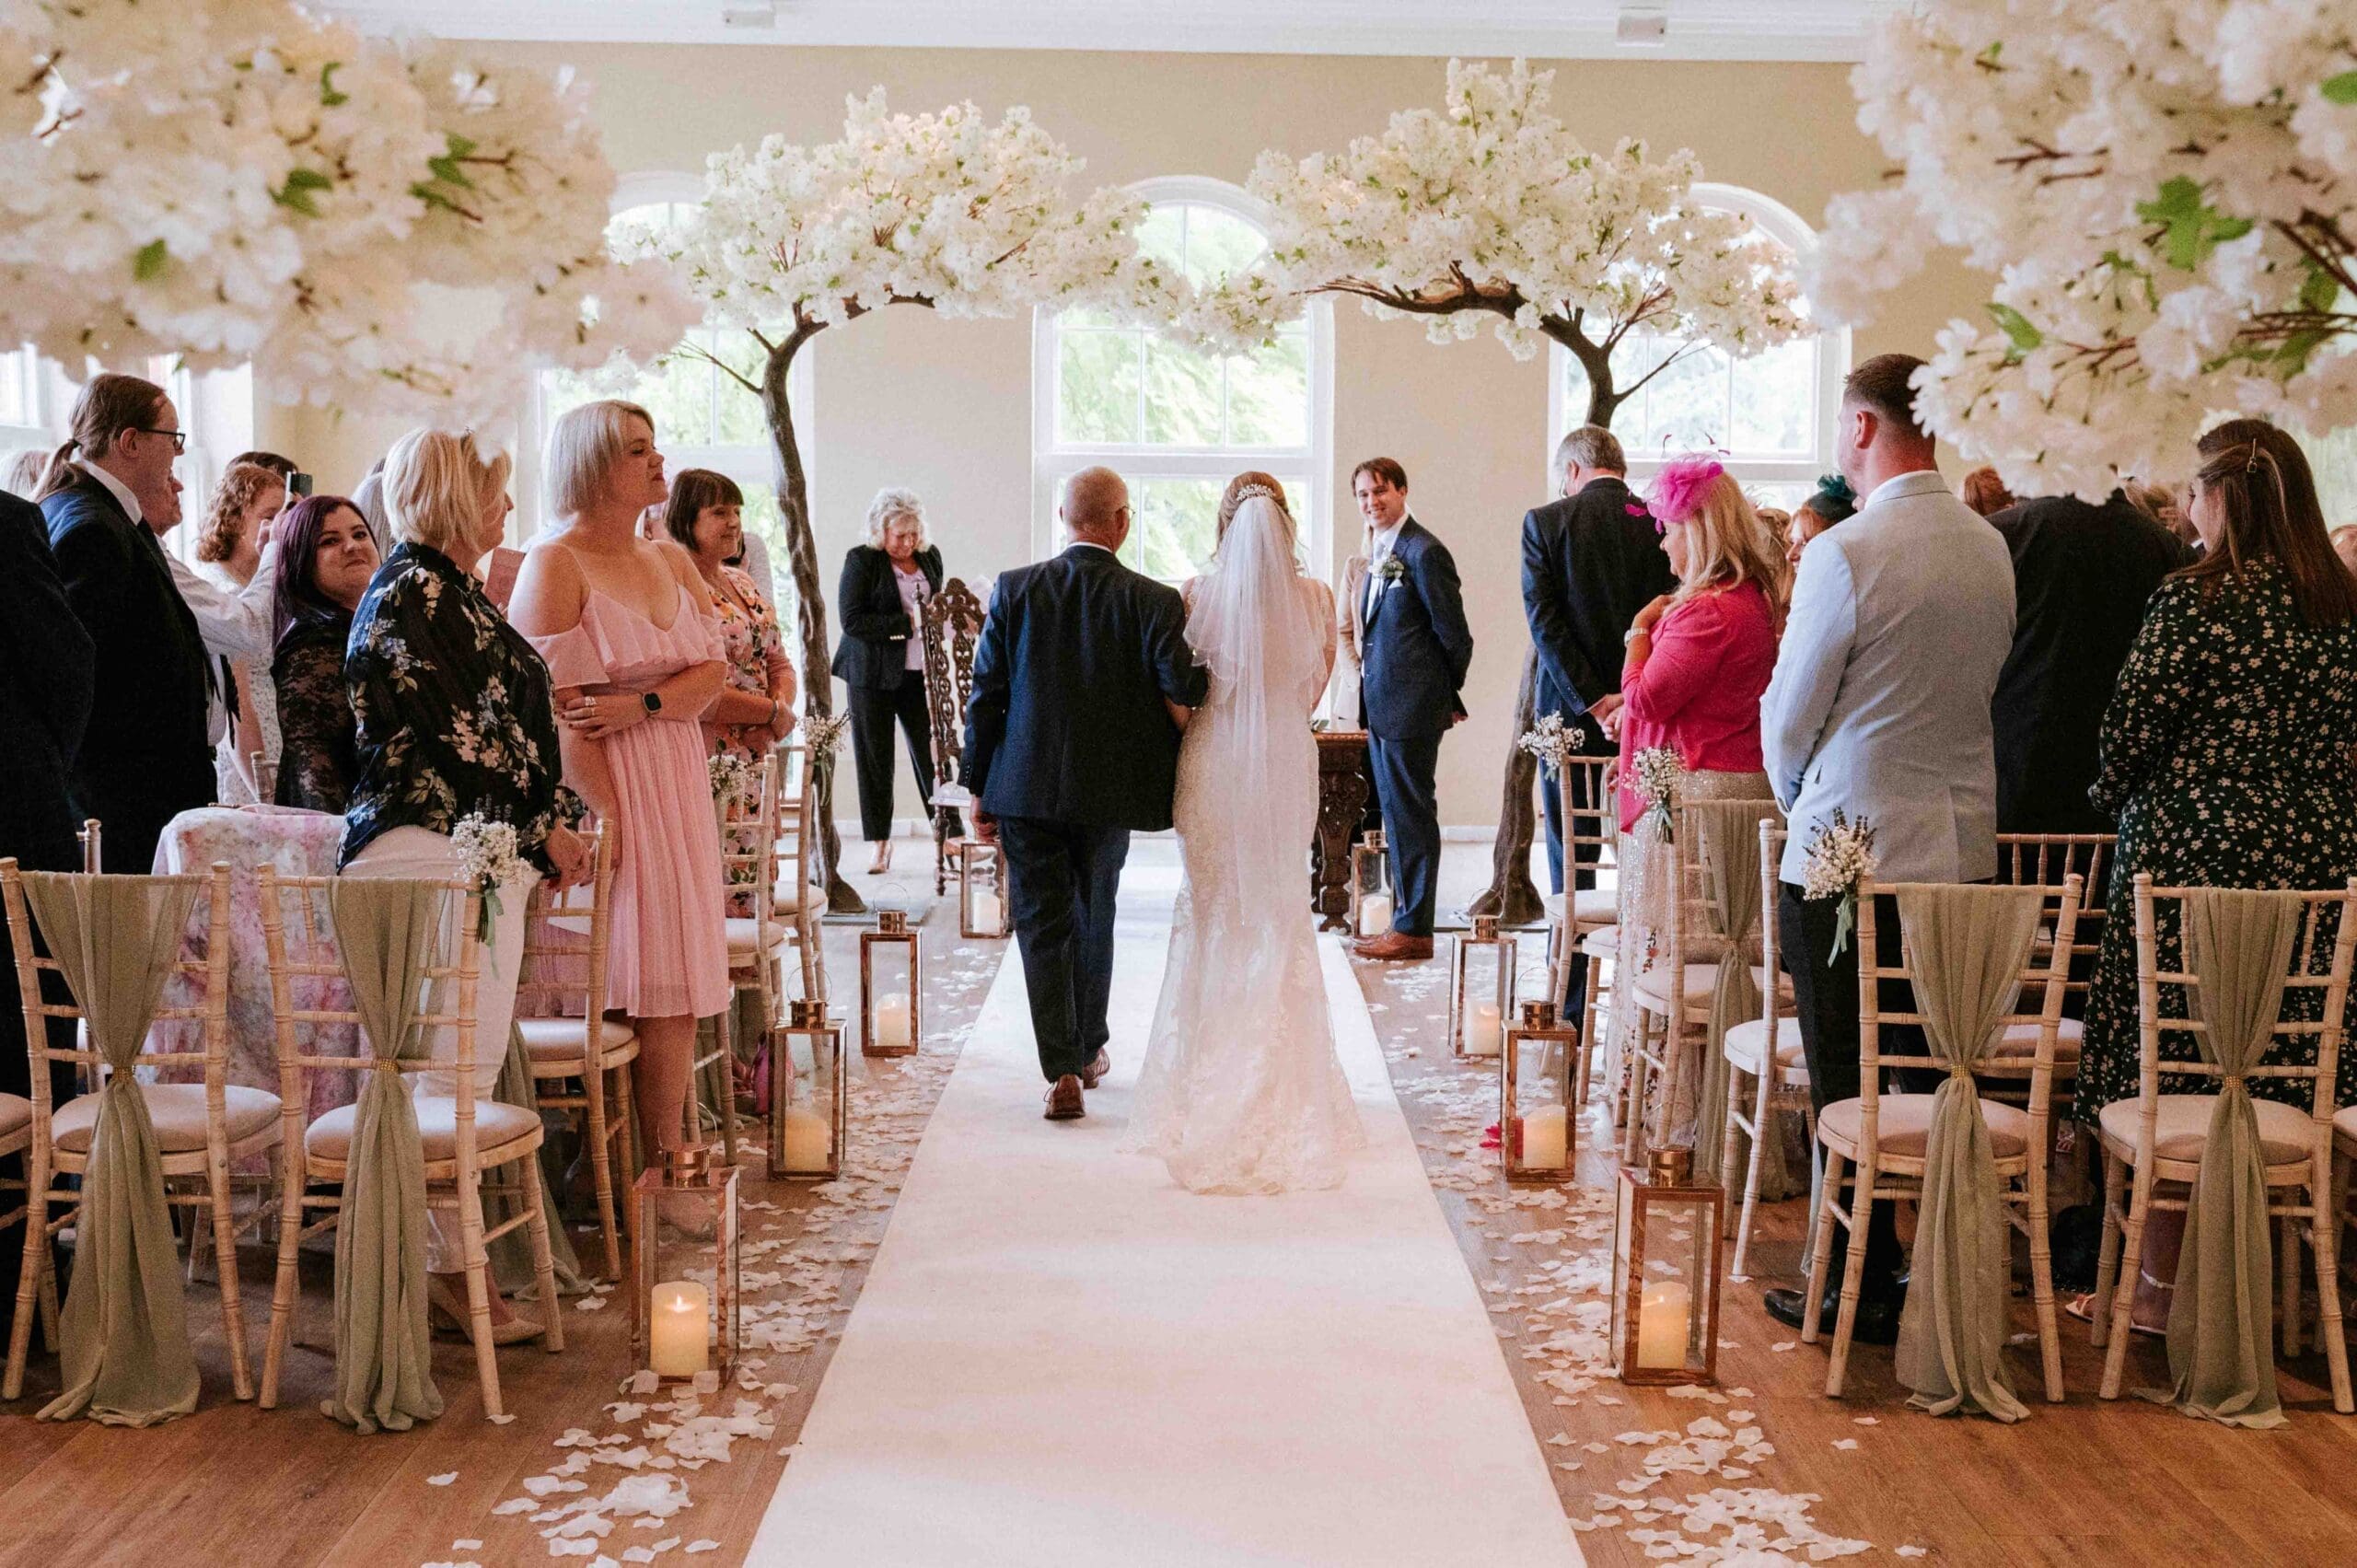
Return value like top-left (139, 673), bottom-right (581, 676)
top-left (530, 172), bottom-right (810, 616)
top-left (1548, 183), bottom-right (1847, 513)
top-left (1032, 176), bottom-right (1333, 581)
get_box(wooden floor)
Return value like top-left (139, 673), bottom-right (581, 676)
top-left (6, 841), bottom-right (2356, 1566)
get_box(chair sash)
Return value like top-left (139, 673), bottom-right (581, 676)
top-left (1687, 800), bottom-right (1788, 1198)
top-left (322, 877), bottom-right (445, 1434)
top-left (487, 1019), bottom-right (585, 1299)
top-left (21, 873), bottom-right (202, 1426)
top-left (1892, 883), bottom-right (2042, 1423)
top-left (2157, 888), bottom-right (2303, 1429)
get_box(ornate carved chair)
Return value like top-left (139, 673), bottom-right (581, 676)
top-left (919, 577), bottom-right (988, 896)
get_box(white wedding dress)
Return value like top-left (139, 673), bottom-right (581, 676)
top-left (1123, 494), bottom-right (1366, 1194)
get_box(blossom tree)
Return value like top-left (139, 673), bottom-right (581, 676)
top-left (0, 0), bottom-right (694, 421)
top-left (1808, 1), bottom-right (2357, 499)
top-left (667, 89), bottom-right (1184, 912)
top-left (1203, 59), bottom-right (1805, 926)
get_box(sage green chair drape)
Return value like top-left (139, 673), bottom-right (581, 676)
top-left (488, 1020), bottom-right (585, 1300)
top-left (322, 877), bottom-right (445, 1434)
top-left (22, 873), bottom-right (202, 1426)
top-left (2157, 888), bottom-right (2305, 1430)
top-left (1891, 883), bottom-right (2044, 1423)
top-left (1688, 800), bottom-right (1792, 1196)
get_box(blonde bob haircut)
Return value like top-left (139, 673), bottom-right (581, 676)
top-left (863, 486), bottom-right (929, 550)
top-left (545, 399), bottom-right (654, 519)
top-left (1668, 469), bottom-right (1788, 620)
top-left (381, 427), bottom-right (512, 556)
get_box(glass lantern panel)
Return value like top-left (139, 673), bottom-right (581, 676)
top-left (773, 1028), bottom-right (840, 1175)
top-left (865, 939), bottom-right (918, 1053)
top-left (1352, 843), bottom-right (1392, 938)
top-left (1634, 1191), bottom-right (1718, 1375)
top-left (1610, 1174), bottom-right (1635, 1356)
top-left (1505, 1034), bottom-right (1573, 1175)
top-left (963, 848), bottom-right (1007, 935)
top-left (1455, 937), bottom-right (1515, 1057)
top-left (634, 1167), bottom-right (737, 1378)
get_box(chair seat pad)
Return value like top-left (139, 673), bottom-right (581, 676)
top-left (1820, 1094), bottom-right (2032, 1160)
top-left (52, 1083), bottom-right (280, 1155)
top-left (2335, 1102), bottom-right (2357, 1151)
top-left (0, 1091), bottom-right (32, 1143)
top-left (2098, 1094), bottom-right (2317, 1167)
top-left (1721, 1017), bottom-right (1806, 1075)
top-left (1634, 962), bottom-right (1791, 1015)
top-left (305, 1098), bottom-right (540, 1163)
top-left (726, 916), bottom-right (791, 956)
top-left (768, 880), bottom-right (810, 915)
top-left (1988, 1017), bottom-right (2084, 1063)
top-left (1581, 925), bottom-right (1620, 960)
top-left (517, 1016), bottom-right (637, 1065)
top-left (1571, 889), bottom-right (1618, 925)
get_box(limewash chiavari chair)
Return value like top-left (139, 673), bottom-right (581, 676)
top-left (2, 859), bottom-right (278, 1401)
top-left (1548, 757), bottom-right (1618, 1109)
top-left (1717, 821), bottom-right (1816, 1283)
top-left (2093, 877), bottom-right (2356, 1413)
top-left (255, 868), bottom-right (563, 1418)
top-left (517, 824), bottom-right (640, 1281)
top-left (772, 742), bottom-right (824, 1003)
top-left (1987, 834), bottom-right (2114, 1109)
top-left (1803, 874), bottom-right (2084, 1402)
top-left (702, 751), bottom-right (785, 1164)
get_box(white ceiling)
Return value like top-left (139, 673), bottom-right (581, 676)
top-left (319, 1), bottom-right (1895, 62)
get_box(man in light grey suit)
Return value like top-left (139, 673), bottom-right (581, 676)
top-left (1757, 353), bottom-right (2015, 1341)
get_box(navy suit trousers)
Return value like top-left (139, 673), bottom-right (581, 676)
top-left (1368, 734), bottom-right (1442, 937)
top-left (997, 816), bottom-right (1130, 1082)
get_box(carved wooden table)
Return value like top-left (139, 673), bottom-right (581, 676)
top-left (1313, 729), bottom-right (1374, 932)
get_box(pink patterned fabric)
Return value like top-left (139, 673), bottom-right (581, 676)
top-left (1615, 580), bottom-right (1778, 830)
top-left (530, 586), bottom-right (732, 1020)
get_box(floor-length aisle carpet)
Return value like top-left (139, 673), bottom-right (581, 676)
top-left (748, 854), bottom-right (1582, 1566)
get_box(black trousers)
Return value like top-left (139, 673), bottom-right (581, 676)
top-left (1777, 880), bottom-right (1933, 1294)
top-left (997, 816), bottom-right (1130, 1082)
top-left (1368, 732), bottom-right (1443, 936)
top-left (846, 677), bottom-right (935, 843)
top-left (0, 799), bottom-right (80, 1327)
top-left (1538, 715), bottom-right (1611, 1018)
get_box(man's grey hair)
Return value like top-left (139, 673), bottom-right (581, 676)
top-left (1553, 425), bottom-right (1625, 487)
top-left (864, 486), bottom-right (928, 550)
top-left (1060, 465), bottom-right (1129, 536)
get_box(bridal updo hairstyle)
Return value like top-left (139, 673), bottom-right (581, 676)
top-left (1216, 470), bottom-right (1289, 548)
top-left (2183, 418), bottom-right (2355, 628)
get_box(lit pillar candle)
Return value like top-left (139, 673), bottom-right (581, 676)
top-left (649, 1280), bottom-right (710, 1377)
top-left (1517, 1105), bottom-right (1568, 1168)
top-left (1636, 1279), bottom-right (1692, 1370)
top-left (1467, 1003), bottom-right (1504, 1057)
top-left (876, 993), bottom-right (912, 1052)
top-left (780, 1106), bottom-right (831, 1173)
top-left (1359, 892), bottom-right (1393, 937)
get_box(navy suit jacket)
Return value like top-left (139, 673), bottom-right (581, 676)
top-left (1520, 476), bottom-right (1675, 721)
top-left (42, 471), bottom-right (216, 852)
top-left (963, 543), bottom-right (1208, 832)
top-left (1356, 517), bottom-right (1473, 741)
top-left (0, 491), bottom-right (95, 871)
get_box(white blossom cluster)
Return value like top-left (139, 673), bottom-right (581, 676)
top-left (1631, 746), bottom-right (1682, 842)
top-left (707, 749), bottom-right (760, 806)
top-left (1798, 810), bottom-right (1877, 905)
top-left (1808, 1), bottom-right (2357, 498)
top-left (1190, 59), bottom-right (1806, 368)
top-left (0, 0), bottom-right (695, 420)
top-left (1516, 713), bottom-right (1580, 779)
top-left (667, 88), bottom-right (1188, 341)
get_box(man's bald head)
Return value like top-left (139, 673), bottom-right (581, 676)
top-left (1060, 465), bottom-right (1131, 549)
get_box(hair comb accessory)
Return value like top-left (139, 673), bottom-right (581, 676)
top-left (1233, 482), bottom-right (1283, 507)
top-left (1646, 455), bottom-right (1725, 528)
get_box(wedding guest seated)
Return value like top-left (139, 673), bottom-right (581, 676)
top-left (1961, 465), bottom-right (2015, 517)
top-left (1989, 487), bottom-right (2192, 837)
top-left (668, 468), bottom-right (796, 761)
top-left (834, 487), bottom-right (950, 874)
top-left (2072, 420), bottom-right (2357, 1330)
top-left (269, 494), bottom-right (379, 812)
top-left (196, 460), bottom-right (291, 803)
top-left (343, 426), bottom-right (589, 1346)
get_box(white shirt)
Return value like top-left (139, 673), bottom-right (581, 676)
top-left (84, 459), bottom-right (143, 526)
top-left (1364, 517), bottom-right (1406, 621)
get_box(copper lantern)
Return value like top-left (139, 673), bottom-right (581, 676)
top-left (632, 1142), bottom-right (740, 1385)
top-left (1502, 1000), bottom-right (1578, 1182)
top-left (1609, 1147), bottom-right (1723, 1387)
top-left (859, 908), bottom-right (921, 1057)
top-left (1448, 912), bottom-right (1516, 1059)
top-left (1350, 830), bottom-right (1392, 939)
top-left (959, 840), bottom-right (1010, 940)
top-left (770, 998), bottom-right (846, 1181)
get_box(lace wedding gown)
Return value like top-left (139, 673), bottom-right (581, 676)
top-left (1124, 495), bottom-right (1365, 1194)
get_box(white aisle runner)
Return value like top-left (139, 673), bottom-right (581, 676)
top-left (749, 857), bottom-right (1581, 1566)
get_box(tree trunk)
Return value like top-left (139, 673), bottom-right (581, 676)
top-left (761, 325), bottom-right (864, 916)
top-left (1467, 318), bottom-right (1625, 926)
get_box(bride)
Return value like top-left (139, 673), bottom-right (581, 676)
top-left (1123, 473), bottom-right (1366, 1194)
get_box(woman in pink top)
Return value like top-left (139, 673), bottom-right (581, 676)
top-left (510, 400), bottom-right (732, 1165)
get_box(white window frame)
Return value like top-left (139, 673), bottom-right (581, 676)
top-left (1030, 174), bottom-right (1336, 580)
top-left (1546, 181), bottom-right (1848, 505)
top-left (520, 170), bottom-right (812, 550)
top-left (0, 346), bottom-right (47, 457)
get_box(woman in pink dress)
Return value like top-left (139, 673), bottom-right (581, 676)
top-left (510, 401), bottom-right (732, 1163)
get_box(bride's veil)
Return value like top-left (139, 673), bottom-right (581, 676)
top-left (1182, 490), bottom-right (1329, 911)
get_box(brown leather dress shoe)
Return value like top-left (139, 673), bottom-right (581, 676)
top-left (1353, 930), bottom-right (1434, 961)
top-left (1081, 1048), bottom-right (1110, 1089)
top-left (1044, 1074), bottom-right (1085, 1120)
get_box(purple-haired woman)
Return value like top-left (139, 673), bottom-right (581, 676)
top-left (269, 494), bottom-right (380, 811)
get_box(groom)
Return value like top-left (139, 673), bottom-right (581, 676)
top-left (965, 466), bottom-right (1208, 1121)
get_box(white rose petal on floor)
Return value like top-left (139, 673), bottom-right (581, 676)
top-left (749, 860), bottom-right (1581, 1564)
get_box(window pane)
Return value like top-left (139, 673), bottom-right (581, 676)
top-left (0, 351), bottom-right (27, 427)
top-left (1636, 343), bottom-right (1729, 454)
top-left (552, 330), bottom-right (715, 447)
top-left (1562, 333), bottom-right (1660, 434)
top-left (1058, 330), bottom-right (1143, 444)
top-left (734, 481), bottom-right (800, 633)
top-left (710, 331), bottom-right (774, 447)
top-left (1137, 205), bottom-right (1188, 273)
top-left (1120, 477), bottom-right (1226, 582)
top-left (1179, 205), bottom-right (1267, 288)
top-left (1224, 331), bottom-right (1308, 447)
top-left (1143, 339), bottom-right (1224, 446)
top-left (1730, 337), bottom-right (1816, 457)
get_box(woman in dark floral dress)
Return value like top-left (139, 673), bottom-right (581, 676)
top-left (269, 494), bottom-right (379, 812)
top-left (2075, 419), bottom-right (2357, 1131)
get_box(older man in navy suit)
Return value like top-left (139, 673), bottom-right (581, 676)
top-left (1351, 458), bottom-right (1475, 961)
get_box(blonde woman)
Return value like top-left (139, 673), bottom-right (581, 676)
top-left (510, 401), bottom-right (729, 1168)
top-left (831, 487), bottom-right (947, 872)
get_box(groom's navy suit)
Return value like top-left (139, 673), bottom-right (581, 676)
top-left (965, 542), bottom-right (1208, 1081)
top-left (1356, 517), bottom-right (1474, 936)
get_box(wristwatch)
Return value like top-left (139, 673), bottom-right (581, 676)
top-left (641, 691), bottom-right (664, 715)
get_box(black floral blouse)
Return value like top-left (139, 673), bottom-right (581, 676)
top-left (341, 542), bottom-right (580, 873)
top-left (2073, 561), bottom-right (2357, 1122)
top-left (272, 616), bottom-right (358, 814)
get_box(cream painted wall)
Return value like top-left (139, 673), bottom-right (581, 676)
top-left (260, 43), bottom-right (1985, 831)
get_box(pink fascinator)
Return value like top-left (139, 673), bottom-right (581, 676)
top-left (1647, 455), bottom-right (1725, 529)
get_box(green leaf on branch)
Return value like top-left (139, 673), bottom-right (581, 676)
top-left (1986, 301), bottom-right (2043, 361)
top-left (319, 62), bottom-right (348, 107)
top-left (2135, 176), bottom-right (2254, 271)
top-left (2299, 259), bottom-right (2344, 315)
top-left (133, 239), bottom-right (168, 282)
top-left (2321, 70), bottom-right (2357, 105)
top-left (2274, 327), bottom-right (2329, 376)
top-left (274, 168), bottom-right (333, 217)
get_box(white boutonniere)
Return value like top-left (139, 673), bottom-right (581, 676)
top-left (1376, 554), bottom-right (1408, 585)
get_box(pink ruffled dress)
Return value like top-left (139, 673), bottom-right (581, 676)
top-left (530, 584), bottom-right (733, 1020)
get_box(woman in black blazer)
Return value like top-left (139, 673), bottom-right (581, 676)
top-left (833, 488), bottom-right (947, 873)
